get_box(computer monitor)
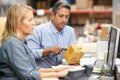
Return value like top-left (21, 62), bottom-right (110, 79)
top-left (106, 26), bottom-right (120, 74)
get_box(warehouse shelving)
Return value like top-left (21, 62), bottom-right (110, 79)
top-left (33, 9), bottom-right (112, 15)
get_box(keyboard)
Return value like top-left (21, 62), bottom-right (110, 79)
top-left (92, 67), bottom-right (103, 74)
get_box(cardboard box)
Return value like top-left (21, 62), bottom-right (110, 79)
top-left (76, 0), bottom-right (93, 9)
top-left (100, 27), bottom-right (109, 39)
top-left (116, 13), bottom-right (120, 28)
top-left (64, 44), bottom-right (84, 64)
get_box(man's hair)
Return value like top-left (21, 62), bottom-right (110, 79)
top-left (52, 0), bottom-right (71, 14)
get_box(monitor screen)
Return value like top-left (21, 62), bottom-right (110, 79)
top-left (107, 26), bottom-right (120, 71)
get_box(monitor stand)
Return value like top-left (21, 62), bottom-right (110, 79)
top-left (102, 63), bottom-right (115, 76)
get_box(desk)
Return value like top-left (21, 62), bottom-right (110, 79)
top-left (89, 75), bottom-right (114, 80)
top-left (42, 78), bottom-right (58, 80)
top-left (42, 75), bottom-right (114, 80)
top-left (42, 41), bottom-right (114, 80)
top-left (42, 64), bottom-right (114, 80)
top-left (42, 58), bottom-right (114, 80)
top-left (115, 58), bottom-right (120, 80)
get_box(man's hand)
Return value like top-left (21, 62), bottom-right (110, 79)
top-left (49, 46), bottom-right (62, 55)
top-left (42, 46), bottom-right (62, 57)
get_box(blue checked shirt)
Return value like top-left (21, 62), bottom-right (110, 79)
top-left (26, 21), bottom-right (76, 68)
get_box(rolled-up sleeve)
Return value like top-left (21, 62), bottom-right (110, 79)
top-left (30, 71), bottom-right (40, 80)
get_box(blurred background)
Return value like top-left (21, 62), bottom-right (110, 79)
top-left (0, 0), bottom-right (120, 44)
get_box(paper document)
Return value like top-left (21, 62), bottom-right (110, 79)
top-left (80, 57), bottom-right (96, 66)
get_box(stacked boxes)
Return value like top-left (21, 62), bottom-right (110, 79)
top-left (71, 14), bottom-right (89, 25)
top-left (76, 0), bottom-right (93, 9)
top-left (113, 0), bottom-right (120, 28)
top-left (116, 12), bottom-right (120, 28)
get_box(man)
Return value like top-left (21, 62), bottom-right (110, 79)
top-left (26, 0), bottom-right (76, 68)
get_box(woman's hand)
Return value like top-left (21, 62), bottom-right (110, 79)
top-left (57, 68), bottom-right (71, 77)
top-left (53, 66), bottom-right (73, 72)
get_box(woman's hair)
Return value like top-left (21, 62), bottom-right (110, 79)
top-left (52, 0), bottom-right (71, 14)
top-left (1, 4), bottom-right (33, 44)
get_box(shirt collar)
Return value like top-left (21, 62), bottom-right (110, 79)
top-left (50, 21), bottom-right (64, 35)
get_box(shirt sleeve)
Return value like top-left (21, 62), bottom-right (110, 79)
top-left (26, 27), bottom-right (44, 59)
top-left (3, 41), bottom-right (40, 80)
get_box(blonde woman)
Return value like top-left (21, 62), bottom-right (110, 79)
top-left (0, 4), bottom-right (71, 80)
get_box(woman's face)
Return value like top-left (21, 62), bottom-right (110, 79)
top-left (18, 10), bottom-right (35, 37)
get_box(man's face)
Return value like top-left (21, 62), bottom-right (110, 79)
top-left (53, 8), bottom-right (70, 32)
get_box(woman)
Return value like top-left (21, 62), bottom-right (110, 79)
top-left (0, 4), bottom-right (71, 80)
